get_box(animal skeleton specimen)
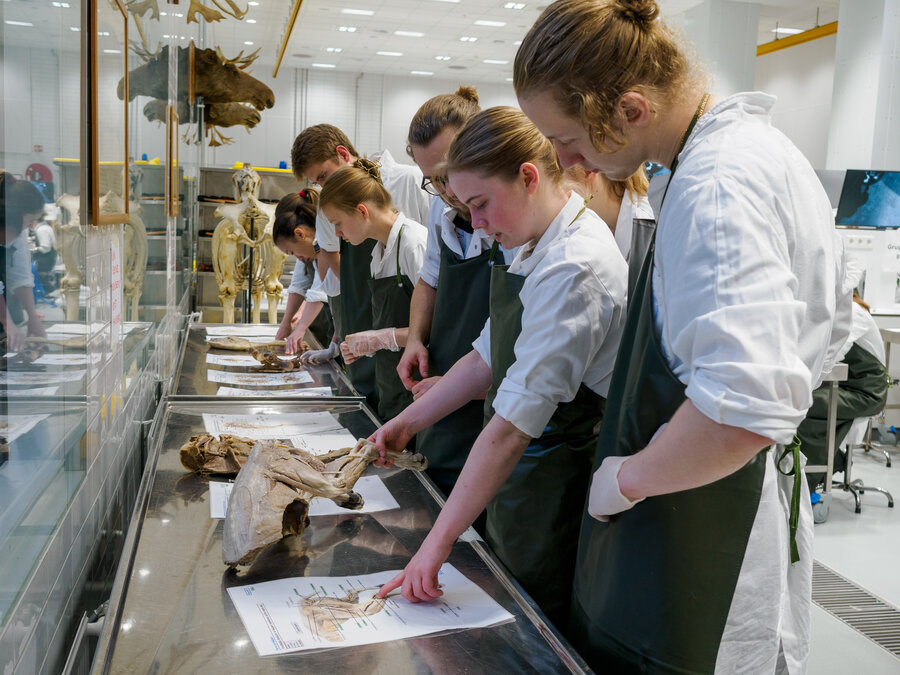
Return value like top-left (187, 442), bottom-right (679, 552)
top-left (212, 165), bottom-right (286, 324)
top-left (249, 349), bottom-right (302, 372)
top-left (223, 439), bottom-right (428, 566)
top-left (299, 587), bottom-right (387, 642)
top-left (206, 337), bottom-right (287, 351)
top-left (100, 190), bottom-right (148, 323)
top-left (54, 194), bottom-right (85, 322)
top-left (123, 44), bottom-right (274, 146)
top-left (180, 433), bottom-right (255, 474)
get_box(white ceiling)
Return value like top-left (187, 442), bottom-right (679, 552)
top-left (0, 0), bottom-right (842, 83)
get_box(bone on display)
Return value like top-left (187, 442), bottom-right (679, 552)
top-left (222, 439), bottom-right (427, 566)
top-left (226, 564), bottom-right (514, 655)
top-left (206, 336), bottom-right (286, 351)
top-left (180, 433), bottom-right (256, 474)
top-left (249, 348), bottom-right (302, 372)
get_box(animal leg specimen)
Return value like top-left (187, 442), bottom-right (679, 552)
top-left (180, 433), bottom-right (256, 474)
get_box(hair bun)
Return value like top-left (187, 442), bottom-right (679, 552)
top-left (454, 85), bottom-right (479, 105)
top-left (615, 0), bottom-right (659, 27)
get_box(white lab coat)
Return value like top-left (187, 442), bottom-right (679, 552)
top-left (650, 92), bottom-right (848, 673)
top-left (473, 192), bottom-right (628, 438)
top-left (419, 195), bottom-right (517, 288)
top-left (370, 213), bottom-right (427, 285)
top-left (612, 189), bottom-right (654, 262)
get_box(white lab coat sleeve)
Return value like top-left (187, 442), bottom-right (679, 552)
top-left (419, 197), bottom-right (444, 288)
top-left (491, 262), bottom-right (614, 438)
top-left (473, 318), bottom-right (491, 369)
top-left (315, 210), bottom-right (340, 252)
top-left (305, 262), bottom-right (329, 304)
top-left (658, 175), bottom-right (812, 444)
top-left (398, 220), bottom-right (428, 287)
top-left (8, 240), bottom-right (34, 291)
top-left (285, 260), bottom-right (313, 296)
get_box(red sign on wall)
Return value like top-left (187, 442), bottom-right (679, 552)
top-left (33, 144), bottom-right (43, 153)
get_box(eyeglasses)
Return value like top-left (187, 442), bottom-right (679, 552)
top-left (420, 177), bottom-right (440, 197)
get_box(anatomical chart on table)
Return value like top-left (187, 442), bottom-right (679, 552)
top-left (0, 414), bottom-right (51, 443)
top-left (0, 369), bottom-right (86, 385)
top-left (205, 326), bottom-right (280, 337)
top-left (216, 386), bottom-right (334, 398)
top-left (207, 370), bottom-right (314, 386)
top-left (205, 353), bottom-right (263, 367)
top-left (203, 412), bottom-right (344, 439)
top-left (209, 475), bottom-right (400, 519)
top-left (227, 563), bottom-right (514, 656)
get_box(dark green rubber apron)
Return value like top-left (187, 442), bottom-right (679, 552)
top-left (483, 260), bottom-right (604, 628)
top-left (416, 239), bottom-right (499, 496)
top-left (368, 225), bottom-right (415, 423)
top-left (567, 235), bottom-right (769, 673)
top-left (338, 237), bottom-right (378, 411)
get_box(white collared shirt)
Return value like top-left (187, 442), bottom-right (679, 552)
top-left (652, 91), bottom-right (851, 444)
top-left (473, 191), bottom-right (628, 438)
top-left (370, 213), bottom-right (428, 285)
top-left (6, 228), bottom-right (34, 292)
top-left (316, 149), bottom-right (431, 253)
top-left (286, 259), bottom-right (331, 303)
top-left (613, 189), bottom-right (654, 261)
top-left (419, 195), bottom-right (518, 288)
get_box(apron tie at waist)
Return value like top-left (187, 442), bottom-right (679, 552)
top-left (776, 435), bottom-right (803, 565)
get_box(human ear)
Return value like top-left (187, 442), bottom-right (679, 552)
top-left (520, 162), bottom-right (540, 195)
top-left (294, 227), bottom-right (306, 241)
top-left (618, 92), bottom-right (652, 128)
top-left (336, 145), bottom-right (352, 163)
top-left (357, 203), bottom-right (369, 220)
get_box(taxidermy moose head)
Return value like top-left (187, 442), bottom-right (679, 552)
top-left (119, 44), bottom-right (275, 146)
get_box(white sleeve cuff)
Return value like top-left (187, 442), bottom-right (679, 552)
top-left (490, 380), bottom-right (557, 438)
top-left (472, 319), bottom-right (491, 368)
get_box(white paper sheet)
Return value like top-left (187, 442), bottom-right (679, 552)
top-left (0, 414), bottom-right (51, 443)
top-left (205, 325), bottom-right (280, 337)
top-left (216, 386), bottom-right (334, 398)
top-left (0, 370), bottom-right (86, 385)
top-left (291, 429), bottom-right (359, 454)
top-left (202, 412), bottom-right (343, 439)
top-left (5, 386), bottom-right (60, 397)
top-left (209, 475), bottom-right (399, 519)
top-left (207, 370), bottom-right (314, 386)
top-left (227, 564), bottom-right (514, 655)
top-left (205, 353), bottom-right (262, 367)
top-left (45, 322), bottom-right (105, 336)
top-left (33, 353), bottom-right (101, 366)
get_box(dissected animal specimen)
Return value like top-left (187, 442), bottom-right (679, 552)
top-left (249, 349), bottom-right (302, 372)
top-left (122, 44), bottom-right (274, 146)
top-left (206, 337), bottom-right (287, 351)
top-left (180, 433), bottom-right (256, 474)
top-left (299, 587), bottom-right (387, 642)
top-left (0, 344), bottom-right (47, 370)
top-left (212, 165), bottom-right (286, 323)
top-left (223, 439), bottom-right (428, 566)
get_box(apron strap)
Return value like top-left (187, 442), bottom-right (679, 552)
top-left (395, 223), bottom-right (404, 287)
top-left (488, 240), bottom-right (499, 265)
top-left (776, 435), bottom-right (803, 564)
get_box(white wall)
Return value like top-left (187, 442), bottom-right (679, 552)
top-left (754, 34), bottom-right (837, 170)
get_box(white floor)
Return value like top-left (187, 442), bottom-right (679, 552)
top-left (810, 443), bottom-right (900, 672)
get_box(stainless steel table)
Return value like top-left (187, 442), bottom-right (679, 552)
top-left (172, 324), bottom-right (359, 399)
top-left (91, 400), bottom-right (588, 674)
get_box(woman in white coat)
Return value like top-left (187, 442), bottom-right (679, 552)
top-left (515, 0), bottom-right (850, 671)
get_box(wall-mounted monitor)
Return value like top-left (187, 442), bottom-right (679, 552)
top-left (835, 169), bottom-right (900, 229)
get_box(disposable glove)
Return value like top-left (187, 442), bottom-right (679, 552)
top-left (588, 455), bottom-right (645, 522)
top-left (346, 328), bottom-right (399, 357)
top-left (299, 341), bottom-right (340, 365)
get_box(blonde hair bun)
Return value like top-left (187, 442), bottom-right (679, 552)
top-left (615, 0), bottom-right (659, 26)
top-left (455, 85), bottom-right (479, 105)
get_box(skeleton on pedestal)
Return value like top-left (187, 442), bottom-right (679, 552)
top-left (211, 164), bottom-right (285, 323)
top-left (53, 193), bottom-right (85, 321)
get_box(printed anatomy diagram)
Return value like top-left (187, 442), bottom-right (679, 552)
top-left (299, 587), bottom-right (387, 642)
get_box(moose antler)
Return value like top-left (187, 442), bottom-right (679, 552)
top-left (126, 0), bottom-right (160, 20)
top-left (214, 46), bottom-right (260, 71)
top-left (129, 40), bottom-right (161, 64)
top-left (187, 0), bottom-right (225, 23)
top-left (211, 0), bottom-right (248, 20)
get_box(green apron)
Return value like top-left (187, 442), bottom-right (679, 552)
top-left (567, 237), bottom-right (768, 672)
top-left (483, 262), bottom-right (604, 628)
top-left (416, 239), bottom-right (499, 496)
top-left (799, 342), bottom-right (888, 490)
top-left (338, 237), bottom-right (378, 411)
top-left (368, 225), bottom-right (415, 423)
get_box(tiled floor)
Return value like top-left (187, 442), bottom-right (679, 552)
top-left (810, 443), bottom-right (900, 671)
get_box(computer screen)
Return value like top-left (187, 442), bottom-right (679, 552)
top-left (835, 170), bottom-right (900, 228)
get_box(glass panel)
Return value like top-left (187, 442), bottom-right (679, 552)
top-left (95, 0), bottom-right (128, 224)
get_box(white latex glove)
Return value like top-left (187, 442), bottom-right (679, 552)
top-left (299, 341), bottom-right (340, 365)
top-left (346, 328), bottom-right (399, 358)
top-left (588, 455), bottom-right (645, 522)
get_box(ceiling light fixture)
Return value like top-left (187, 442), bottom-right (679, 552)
top-left (434, 55), bottom-right (451, 61)
top-left (475, 20), bottom-right (506, 27)
top-left (246, 19), bottom-right (256, 23)
top-left (103, 49), bottom-right (121, 54)
top-left (325, 47), bottom-right (343, 52)
top-left (395, 30), bottom-right (424, 37)
top-left (411, 70), bottom-right (434, 76)
top-left (312, 63), bottom-right (337, 68)
top-left (770, 27), bottom-right (804, 34)
top-left (432, 0), bottom-right (460, 3)
top-left (244, 41), bottom-right (254, 45)
top-left (513, 39), bottom-right (522, 45)
top-left (376, 51), bottom-right (403, 56)
top-left (483, 59), bottom-right (509, 64)
top-left (504, 2), bottom-right (526, 8)
top-left (459, 36), bottom-right (478, 42)
top-left (51, 2), bottom-right (71, 7)
top-left (342, 8), bottom-right (374, 15)
top-left (338, 26), bottom-right (358, 32)
top-left (69, 26), bottom-right (79, 31)
top-left (248, 1), bottom-right (259, 5)
top-left (5, 20), bottom-right (34, 26)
